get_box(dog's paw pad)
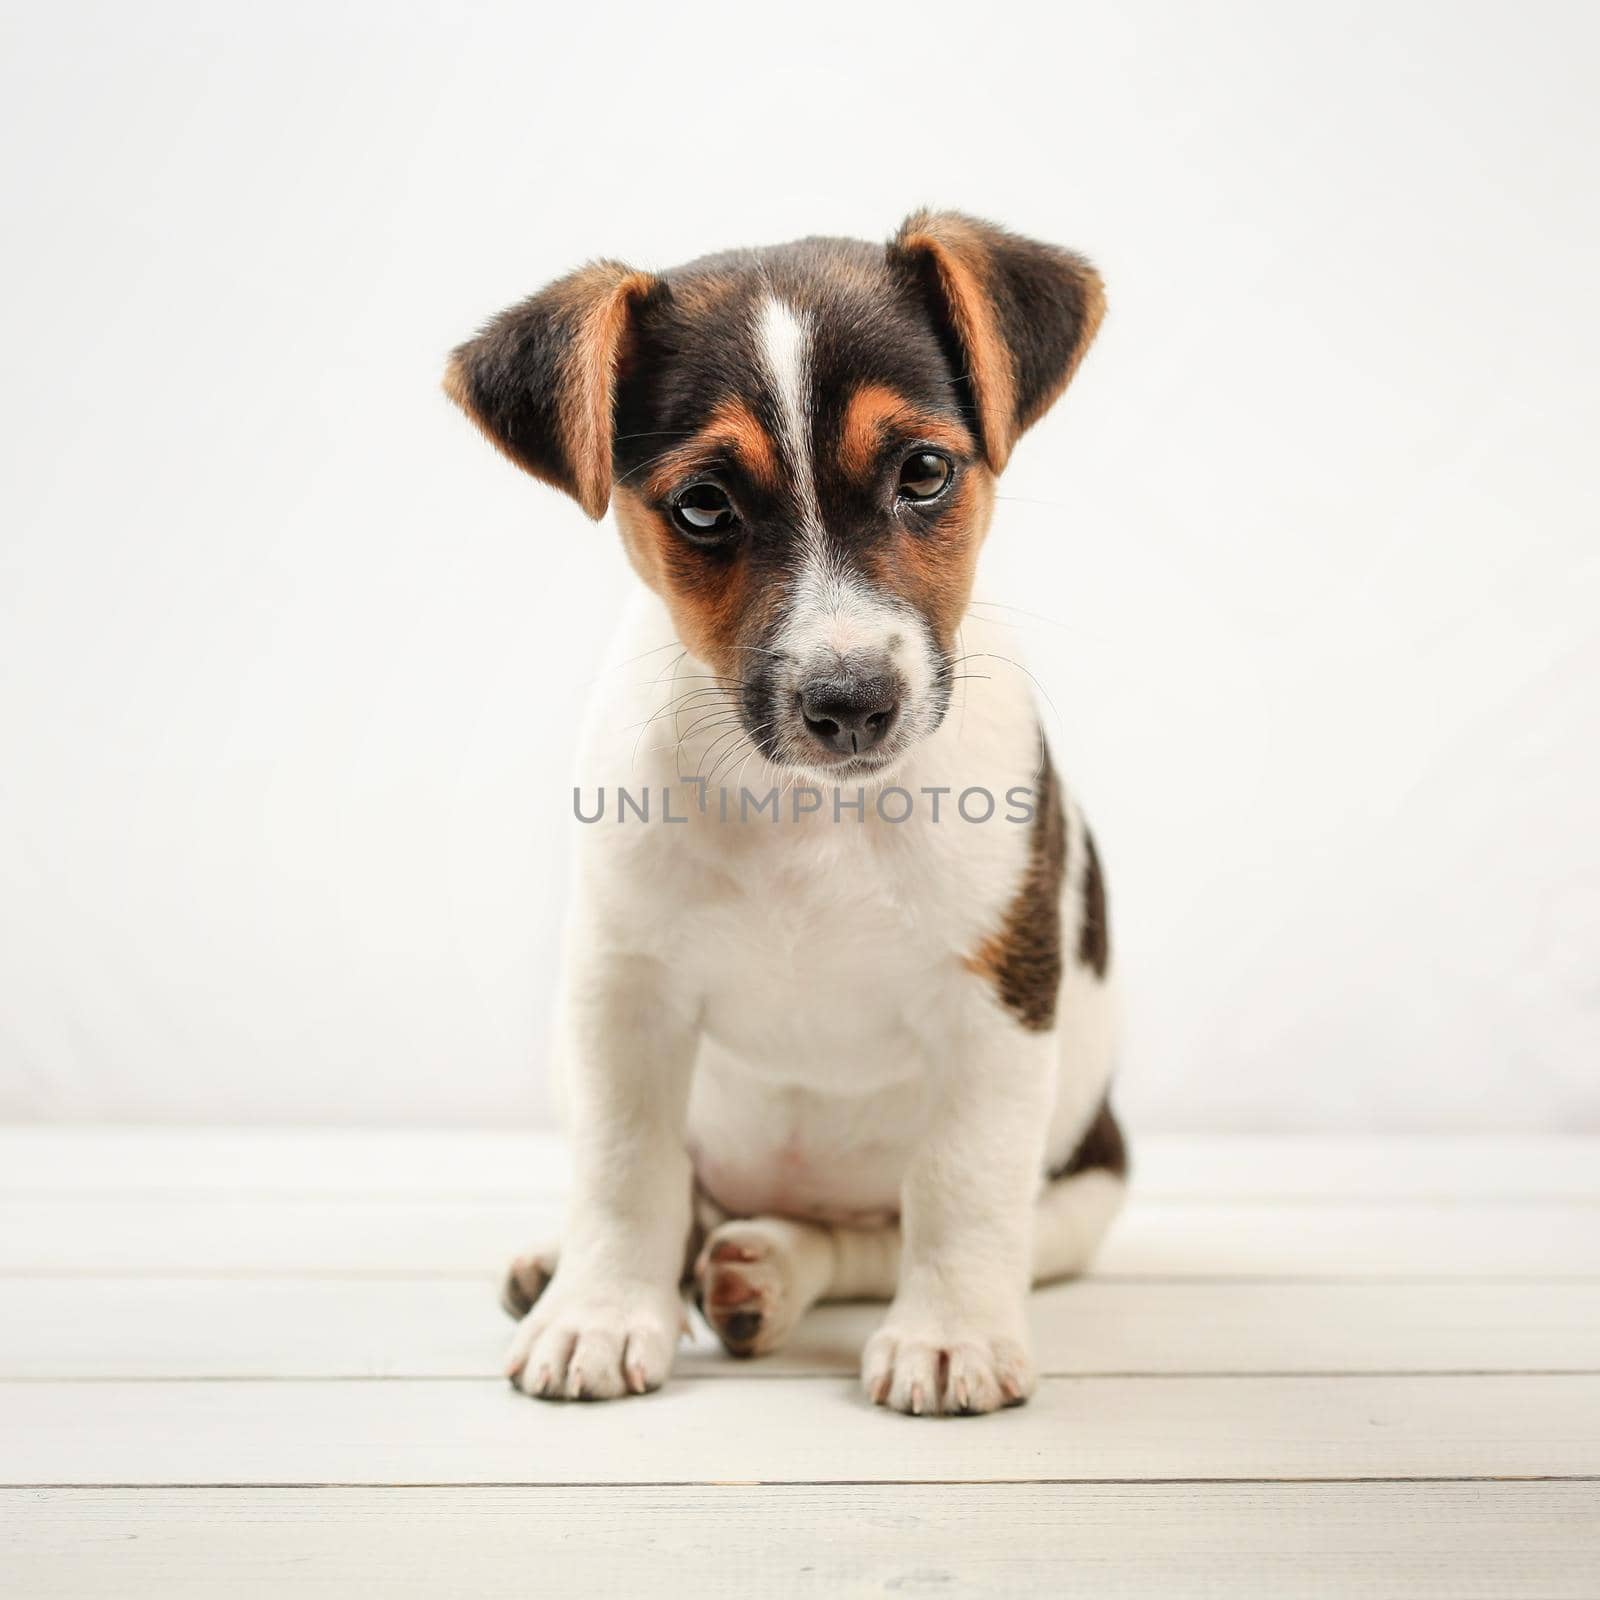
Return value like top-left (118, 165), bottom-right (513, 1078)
top-left (694, 1222), bottom-right (802, 1357)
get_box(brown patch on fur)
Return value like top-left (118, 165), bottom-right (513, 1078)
top-left (643, 397), bottom-right (779, 499)
top-left (965, 741), bottom-right (1065, 1030)
top-left (1078, 826), bottom-right (1110, 977)
top-left (865, 466), bottom-right (994, 651)
top-left (614, 487), bottom-right (774, 677)
top-left (562, 267), bottom-right (657, 519)
top-left (839, 383), bottom-right (972, 481)
top-left (441, 358), bottom-right (484, 440)
top-left (667, 269), bottom-right (743, 320)
top-left (1048, 1095), bottom-right (1128, 1182)
top-left (895, 212), bottom-right (1020, 472)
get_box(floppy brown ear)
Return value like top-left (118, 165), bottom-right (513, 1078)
top-left (891, 211), bottom-right (1105, 473)
top-left (443, 260), bottom-right (660, 520)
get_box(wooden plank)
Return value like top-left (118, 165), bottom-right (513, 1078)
top-left (0, 1196), bottom-right (562, 1276)
top-left (4, 1128), bottom-right (1596, 1201)
top-left (1102, 1199), bottom-right (1600, 1279)
top-left (1133, 1135), bottom-right (1600, 1202)
top-left (3, 1484), bottom-right (1597, 1600)
top-left (3, 1374), bottom-right (1597, 1485)
top-left (4, 1277), bottom-right (1598, 1381)
top-left (3, 1193), bottom-right (1595, 1277)
top-left (0, 1127), bottom-right (570, 1199)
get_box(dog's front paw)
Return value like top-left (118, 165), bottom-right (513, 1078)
top-left (505, 1281), bottom-right (682, 1401)
top-left (861, 1314), bottom-right (1036, 1417)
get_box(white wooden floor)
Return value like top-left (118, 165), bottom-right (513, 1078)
top-left (1, 1130), bottom-right (1597, 1598)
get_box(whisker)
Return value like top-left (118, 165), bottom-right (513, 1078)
top-left (730, 733), bottom-right (772, 792)
top-left (628, 675), bottom-right (732, 770)
top-left (650, 649), bottom-right (689, 685)
top-left (966, 597), bottom-right (1069, 630)
top-left (708, 713), bottom-right (778, 788)
top-left (579, 639), bottom-right (685, 690)
top-left (645, 674), bottom-right (744, 687)
top-left (954, 624), bottom-right (969, 745)
top-left (677, 708), bottom-right (742, 744)
top-left (707, 741), bottom-right (752, 790)
top-left (619, 688), bottom-right (734, 736)
top-left (952, 651), bottom-right (1067, 773)
top-left (699, 724), bottom-right (752, 785)
top-left (638, 723), bottom-right (739, 759)
top-left (615, 437), bottom-right (703, 489)
top-left (992, 493), bottom-right (1075, 510)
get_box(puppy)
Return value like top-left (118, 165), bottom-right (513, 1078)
top-left (446, 211), bottom-right (1126, 1416)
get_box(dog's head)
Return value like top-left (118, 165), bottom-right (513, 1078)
top-left (446, 212), bottom-right (1103, 778)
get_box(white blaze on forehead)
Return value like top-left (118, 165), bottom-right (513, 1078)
top-left (756, 294), bottom-right (850, 627)
top-left (753, 295), bottom-right (821, 531)
top-left (753, 295), bottom-right (940, 735)
top-left (755, 292), bottom-right (845, 611)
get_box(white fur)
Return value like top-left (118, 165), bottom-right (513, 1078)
top-left (754, 296), bottom-right (819, 536)
top-left (506, 587), bottom-right (1122, 1414)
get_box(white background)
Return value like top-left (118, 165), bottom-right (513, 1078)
top-left (1, 0), bottom-right (1596, 1131)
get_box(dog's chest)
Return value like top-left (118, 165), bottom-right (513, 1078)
top-left (663, 808), bottom-right (995, 1080)
top-left (679, 838), bottom-right (945, 1218)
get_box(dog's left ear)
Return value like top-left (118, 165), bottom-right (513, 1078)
top-left (891, 211), bottom-right (1105, 473)
top-left (443, 261), bottom-right (661, 520)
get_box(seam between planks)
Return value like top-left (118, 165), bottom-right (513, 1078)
top-left (7, 1269), bottom-right (1600, 1285)
top-left (4, 1369), bottom-right (1600, 1384)
top-left (7, 1475), bottom-right (1600, 1490)
top-left (5, 1187), bottom-right (1598, 1205)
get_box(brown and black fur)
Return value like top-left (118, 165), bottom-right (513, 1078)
top-left (967, 742), bottom-right (1068, 1031)
top-left (1047, 1095), bottom-right (1129, 1191)
top-left (445, 216), bottom-right (1104, 765)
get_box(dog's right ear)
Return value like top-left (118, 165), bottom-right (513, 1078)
top-left (443, 261), bottom-right (660, 521)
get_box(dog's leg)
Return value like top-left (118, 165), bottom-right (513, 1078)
top-left (504, 942), bottom-right (699, 1401)
top-left (693, 1150), bottom-right (1125, 1361)
top-left (1030, 1169), bottom-right (1126, 1281)
top-left (1032, 1098), bottom-right (1129, 1283)
top-left (501, 1199), bottom-right (713, 1323)
top-left (537, 1124), bottom-right (1127, 1362)
top-left (860, 1012), bottom-right (1056, 1417)
top-left (693, 1214), bottom-right (904, 1355)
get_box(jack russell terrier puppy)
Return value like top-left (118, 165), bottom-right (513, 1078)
top-left (446, 211), bottom-right (1126, 1417)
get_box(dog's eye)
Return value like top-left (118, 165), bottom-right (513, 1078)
top-left (670, 482), bottom-right (739, 542)
top-left (897, 452), bottom-right (952, 502)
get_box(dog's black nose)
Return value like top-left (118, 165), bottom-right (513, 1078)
top-left (800, 675), bottom-right (900, 757)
